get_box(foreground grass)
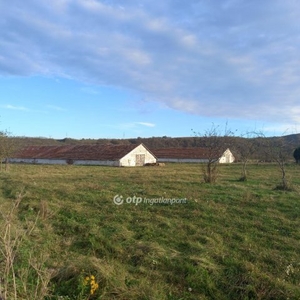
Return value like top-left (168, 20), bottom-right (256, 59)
top-left (0, 163), bottom-right (300, 299)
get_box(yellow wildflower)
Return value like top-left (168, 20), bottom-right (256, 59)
top-left (83, 274), bottom-right (99, 296)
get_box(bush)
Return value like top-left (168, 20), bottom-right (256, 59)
top-left (293, 147), bottom-right (300, 163)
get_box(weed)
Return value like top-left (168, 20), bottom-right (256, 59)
top-left (0, 191), bottom-right (53, 299)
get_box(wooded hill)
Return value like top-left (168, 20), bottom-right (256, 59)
top-left (7, 133), bottom-right (300, 162)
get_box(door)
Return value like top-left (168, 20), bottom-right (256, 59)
top-left (135, 154), bottom-right (145, 166)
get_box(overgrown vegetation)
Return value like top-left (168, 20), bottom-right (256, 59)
top-left (293, 147), bottom-right (300, 163)
top-left (0, 130), bottom-right (15, 171)
top-left (193, 123), bottom-right (235, 183)
top-left (0, 190), bottom-right (53, 299)
top-left (0, 163), bottom-right (300, 299)
top-left (235, 133), bottom-right (258, 182)
top-left (256, 133), bottom-right (294, 190)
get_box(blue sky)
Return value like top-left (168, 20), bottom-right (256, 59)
top-left (1, 0), bottom-right (300, 139)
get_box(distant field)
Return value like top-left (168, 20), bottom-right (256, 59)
top-left (0, 163), bottom-right (299, 299)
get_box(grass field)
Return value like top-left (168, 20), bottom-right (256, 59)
top-left (0, 163), bottom-right (300, 299)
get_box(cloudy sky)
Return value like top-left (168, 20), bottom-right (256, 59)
top-left (0, 0), bottom-right (299, 139)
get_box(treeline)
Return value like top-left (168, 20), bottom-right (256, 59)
top-left (7, 134), bottom-right (300, 161)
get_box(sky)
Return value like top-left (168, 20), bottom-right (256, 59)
top-left (0, 0), bottom-right (300, 139)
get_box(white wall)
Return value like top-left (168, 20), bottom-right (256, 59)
top-left (120, 144), bottom-right (156, 166)
top-left (73, 160), bottom-right (119, 166)
top-left (218, 149), bottom-right (235, 163)
top-left (157, 158), bottom-right (209, 163)
top-left (9, 158), bottom-right (65, 164)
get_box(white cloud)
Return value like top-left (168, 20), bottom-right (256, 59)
top-left (2, 105), bottom-right (29, 111)
top-left (80, 86), bottom-right (100, 95)
top-left (1, 0), bottom-right (300, 125)
top-left (123, 50), bottom-right (151, 66)
top-left (119, 122), bottom-right (155, 130)
top-left (263, 124), bottom-right (299, 136)
top-left (136, 122), bottom-right (155, 127)
top-left (46, 105), bottom-right (65, 111)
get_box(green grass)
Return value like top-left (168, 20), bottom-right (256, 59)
top-left (0, 163), bottom-right (300, 299)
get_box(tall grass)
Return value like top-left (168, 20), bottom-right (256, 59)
top-left (0, 190), bottom-right (53, 299)
top-left (0, 163), bottom-right (299, 299)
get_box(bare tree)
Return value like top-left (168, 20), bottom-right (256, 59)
top-left (193, 123), bottom-right (235, 183)
top-left (256, 132), bottom-right (293, 190)
top-left (235, 133), bottom-right (258, 181)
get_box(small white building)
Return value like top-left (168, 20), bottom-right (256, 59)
top-left (218, 149), bottom-right (235, 163)
top-left (152, 147), bottom-right (235, 164)
top-left (10, 143), bottom-right (157, 167)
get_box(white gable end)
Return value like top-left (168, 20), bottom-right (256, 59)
top-left (119, 144), bottom-right (156, 166)
top-left (218, 149), bottom-right (235, 163)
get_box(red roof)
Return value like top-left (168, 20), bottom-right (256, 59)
top-left (151, 147), bottom-right (223, 159)
top-left (13, 144), bottom-right (139, 161)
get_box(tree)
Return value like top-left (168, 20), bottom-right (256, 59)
top-left (0, 130), bottom-right (15, 171)
top-left (193, 123), bottom-right (235, 183)
top-left (293, 147), bottom-right (300, 163)
top-left (257, 132), bottom-right (293, 190)
top-left (235, 133), bottom-right (258, 181)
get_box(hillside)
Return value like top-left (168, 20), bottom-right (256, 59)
top-left (9, 133), bottom-right (300, 148)
top-left (8, 134), bottom-right (300, 161)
